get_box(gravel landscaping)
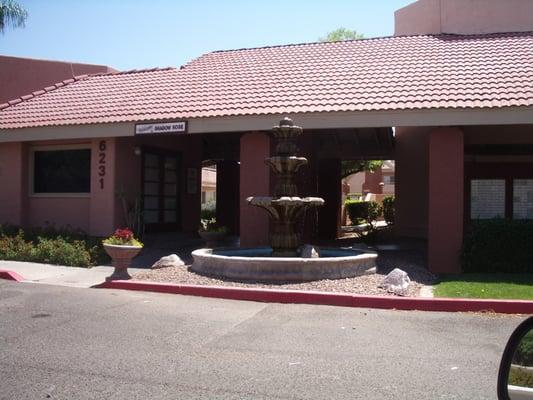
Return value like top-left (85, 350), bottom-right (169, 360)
top-left (132, 249), bottom-right (436, 297)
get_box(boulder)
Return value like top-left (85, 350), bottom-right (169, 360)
top-left (300, 244), bottom-right (320, 258)
top-left (151, 254), bottom-right (185, 269)
top-left (379, 268), bottom-right (410, 295)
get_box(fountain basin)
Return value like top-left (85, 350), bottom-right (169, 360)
top-left (191, 247), bottom-right (377, 282)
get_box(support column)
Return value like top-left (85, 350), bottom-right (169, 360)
top-left (216, 160), bottom-right (240, 234)
top-left (428, 127), bottom-right (464, 274)
top-left (317, 158), bottom-right (341, 240)
top-left (89, 137), bottom-right (116, 236)
top-left (240, 132), bottom-right (270, 247)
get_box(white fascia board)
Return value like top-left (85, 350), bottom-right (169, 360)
top-left (0, 122), bottom-right (135, 143)
top-left (188, 107), bottom-right (533, 133)
top-left (0, 107), bottom-right (532, 142)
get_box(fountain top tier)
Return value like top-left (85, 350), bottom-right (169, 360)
top-left (246, 117), bottom-right (324, 257)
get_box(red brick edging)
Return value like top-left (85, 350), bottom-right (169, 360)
top-left (99, 279), bottom-right (533, 315)
top-left (0, 269), bottom-right (25, 282)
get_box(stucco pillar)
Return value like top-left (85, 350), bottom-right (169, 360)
top-left (239, 132), bottom-right (270, 247)
top-left (0, 142), bottom-right (27, 226)
top-left (216, 160), bottom-right (240, 234)
top-left (89, 137), bottom-right (116, 236)
top-left (428, 127), bottom-right (464, 274)
top-left (317, 158), bottom-right (341, 240)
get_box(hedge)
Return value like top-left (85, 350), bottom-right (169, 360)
top-left (461, 219), bottom-right (533, 273)
top-left (0, 224), bottom-right (107, 267)
top-left (345, 199), bottom-right (382, 226)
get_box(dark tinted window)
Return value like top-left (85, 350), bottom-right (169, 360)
top-left (34, 149), bottom-right (91, 193)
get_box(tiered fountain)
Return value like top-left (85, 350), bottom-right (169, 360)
top-left (246, 117), bottom-right (324, 257)
top-left (191, 118), bottom-right (377, 281)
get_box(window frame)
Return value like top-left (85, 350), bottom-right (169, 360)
top-left (29, 144), bottom-right (92, 198)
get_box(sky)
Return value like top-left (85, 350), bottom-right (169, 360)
top-left (1, 0), bottom-right (413, 71)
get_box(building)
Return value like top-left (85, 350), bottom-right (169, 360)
top-left (344, 160), bottom-right (395, 199)
top-left (1, 0), bottom-right (532, 273)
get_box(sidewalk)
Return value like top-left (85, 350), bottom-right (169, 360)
top-left (0, 260), bottom-right (145, 288)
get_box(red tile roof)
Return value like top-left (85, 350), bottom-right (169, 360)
top-left (1, 32), bottom-right (532, 129)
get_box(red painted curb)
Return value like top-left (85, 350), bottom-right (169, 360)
top-left (98, 280), bottom-right (533, 314)
top-left (0, 269), bottom-right (25, 282)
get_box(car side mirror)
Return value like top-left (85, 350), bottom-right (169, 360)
top-left (498, 317), bottom-right (533, 399)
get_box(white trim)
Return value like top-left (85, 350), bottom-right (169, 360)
top-left (187, 107), bottom-right (533, 133)
top-left (0, 107), bottom-right (532, 142)
top-left (29, 143), bottom-right (92, 198)
top-left (0, 122), bottom-right (133, 143)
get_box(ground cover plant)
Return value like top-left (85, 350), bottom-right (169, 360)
top-left (433, 273), bottom-right (533, 300)
top-left (0, 223), bottom-right (108, 267)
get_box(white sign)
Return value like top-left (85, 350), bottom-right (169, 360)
top-left (135, 121), bottom-right (187, 135)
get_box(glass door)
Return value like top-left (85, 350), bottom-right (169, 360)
top-left (142, 150), bottom-right (181, 231)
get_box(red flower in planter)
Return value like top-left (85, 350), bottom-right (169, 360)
top-left (113, 228), bottom-right (134, 242)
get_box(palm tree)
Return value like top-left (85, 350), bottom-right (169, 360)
top-left (0, 0), bottom-right (28, 34)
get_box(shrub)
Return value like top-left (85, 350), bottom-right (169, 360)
top-left (382, 196), bottom-right (395, 225)
top-left (0, 230), bottom-right (33, 261)
top-left (32, 237), bottom-right (93, 268)
top-left (0, 224), bottom-right (107, 267)
top-left (345, 200), bottom-right (382, 227)
top-left (515, 331), bottom-right (533, 366)
top-left (461, 219), bottom-right (533, 273)
top-left (200, 200), bottom-right (216, 220)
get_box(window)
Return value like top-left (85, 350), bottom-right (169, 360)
top-left (32, 148), bottom-right (91, 194)
top-left (470, 179), bottom-right (505, 219)
top-left (513, 179), bottom-right (533, 220)
top-left (383, 175), bottom-right (395, 185)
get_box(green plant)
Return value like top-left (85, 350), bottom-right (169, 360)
top-left (0, 224), bottom-right (107, 267)
top-left (509, 366), bottom-right (533, 388)
top-left (344, 200), bottom-right (382, 228)
top-left (199, 218), bottom-right (228, 234)
top-left (0, 229), bottom-right (33, 260)
top-left (515, 331), bottom-right (533, 366)
top-left (201, 200), bottom-right (216, 220)
top-left (103, 228), bottom-right (143, 247)
top-left (32, 237), bottom-right (93, 268)
top-left (382, 196), bottom-right (395, 225)
top-left (461, 219), bottom-right (533, 273)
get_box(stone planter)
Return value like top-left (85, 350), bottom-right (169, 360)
top-left (198, 231), bottom-right (227, 247)
top-left (103, 243), bottom-right (142, 281)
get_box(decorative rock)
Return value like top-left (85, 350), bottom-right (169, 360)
top-left (300, 244), bottom-right (320, 258)
top-left (151, 254), bottom-right (185, 269)
top-left (379, 268), bottom-right (411, 295)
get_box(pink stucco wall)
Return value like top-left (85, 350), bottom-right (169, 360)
top-left (28, 198), bottom-right (90, 231)
top-left (395, 0), bottom-right (533, 36)
top-left (239, 132), bottom-right (270, 247)
top-left (0, 55), bottom-right (115, 104)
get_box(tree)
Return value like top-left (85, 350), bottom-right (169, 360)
top-left (341, 160), bottom-right (382, 179)
top-left (0, 0), bottom-right (28, 34)
top-left (319, 27), bottom-right (364, 42)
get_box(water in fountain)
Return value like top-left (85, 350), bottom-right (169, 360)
top-left (246, 117), bottom-right (324, 257)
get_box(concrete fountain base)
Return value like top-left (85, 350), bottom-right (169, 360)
top-left (191, 247), bottom-right (377, 282)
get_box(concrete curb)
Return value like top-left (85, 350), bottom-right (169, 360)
top-left (0, 269), bottom-right (25, 282)
top-left (98, 279), bottom-right (533, 314)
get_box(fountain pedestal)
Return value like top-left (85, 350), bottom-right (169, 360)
top-left (246, 118), bottom-right (324, 256)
